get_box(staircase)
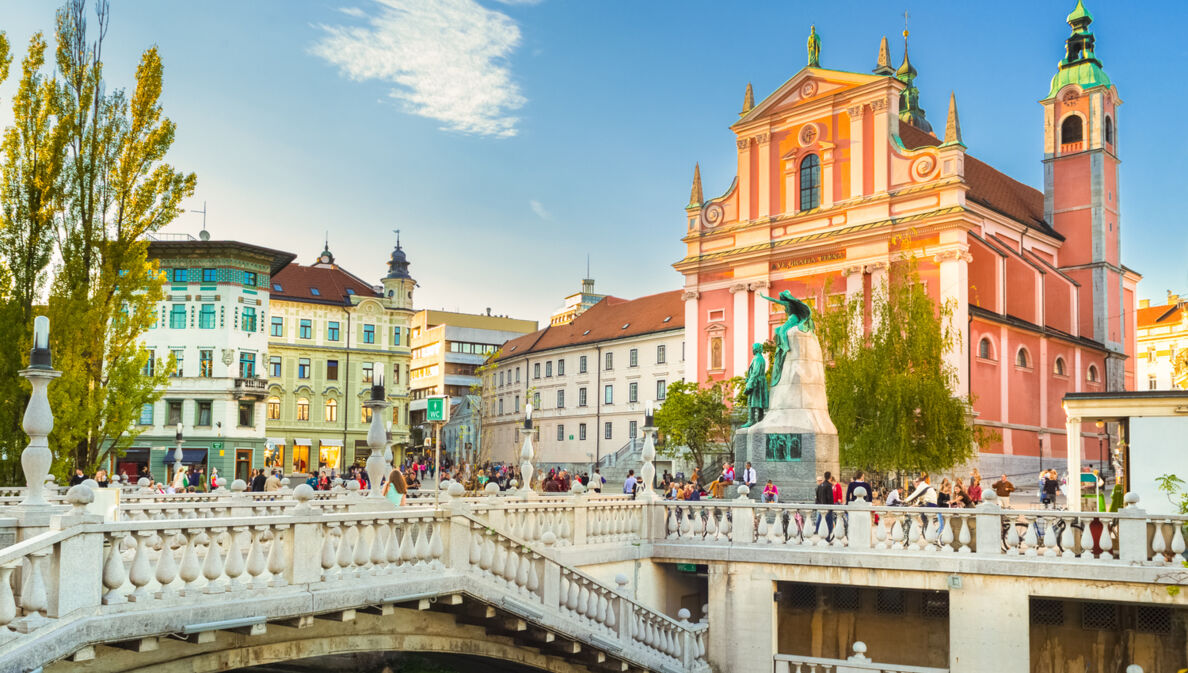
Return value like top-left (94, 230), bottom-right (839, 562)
top-left (596, 439), bottom-right (643, 489)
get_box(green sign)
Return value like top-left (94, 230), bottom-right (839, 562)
top-left (211, 441), bottom-right (224, 450)
top-left (765, 433), bottom-right (802, 462)
top-left (427, 396), bottom-right (447, 422)
top-left (676, 563), bottom-right (697, 573)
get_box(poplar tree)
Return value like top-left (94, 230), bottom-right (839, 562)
top-left (46, 0), bottom-right (196, 474)
top-left (815, 253), bottom-right (984, 477)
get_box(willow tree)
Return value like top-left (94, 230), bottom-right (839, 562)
top-left (815, 254), bottom-right (982, 476)
top-left (44, 0), bottom-right (195, 474)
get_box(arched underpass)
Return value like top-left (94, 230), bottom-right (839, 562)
top-left (227, 651), bottom-right (547, 673)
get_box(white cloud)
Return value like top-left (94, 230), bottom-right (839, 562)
top-left (492, 0), bottom-right (544, 4)
top-left (337, 6), bottom-right (366, 17)
top-left (529, 199), bottom-right (550, 220)
top-left (312, 0), bottom-right (527, 138)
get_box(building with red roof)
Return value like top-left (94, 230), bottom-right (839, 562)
top-left (675, 8), bottom-right (1138, 475)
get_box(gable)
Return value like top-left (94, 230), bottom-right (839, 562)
top-left (734, 68), bottom-right (886, 128)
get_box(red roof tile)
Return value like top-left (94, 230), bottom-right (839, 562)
top-left (897, 121), bottom-right (1059, 240)
top-left (270, 263), bottom-right (380, 305)
top-left (1138, 302), bottom-right (1183, 328)
top-left (498, 290), bottom-right (684, 360)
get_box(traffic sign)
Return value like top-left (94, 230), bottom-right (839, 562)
top-left (427, 395), bottom-right (450, 422)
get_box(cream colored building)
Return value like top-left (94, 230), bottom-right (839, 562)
top-left (408, 310), bottom-right (537, 437)
top-left (1136, 291), bottom-right (1187, 390)
top-left (485, 290), bottom-right (684, 469)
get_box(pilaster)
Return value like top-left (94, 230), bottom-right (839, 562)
top-left (737, 138), bottom-right (753, 221)
top-left (707, 564), bottom-right (773, 672)
top-left (756, 133), bottom-right (772, 218)
top-left (731, 283), bottom-right (751, 381)
top-left (870, 99), bottom-right (890, 193)
top-left (682, 290), bottom-right (700, 383)
top-left (847, 104), bottom-right (865, 199)
top-left (934, 250), bottom-right (972, 395)
top-left (949, 575), bottom-right (1030, 672)
top-left (750, 280), bottom-right (771, 345)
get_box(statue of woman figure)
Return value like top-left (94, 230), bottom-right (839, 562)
top-left (741, 343), bottom-right (768, 428)
top-left (759, 290), bottom-right (815, 386)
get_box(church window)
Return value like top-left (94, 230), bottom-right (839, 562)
top-left (1087, 364), bottom-right (1100, 383)
top-left (977, 337), bottom-right (994, 360)
top-left (1060, 115), bottom-right (1083, 145)
top-left (1015, 347), bottom-right (1030, 369)
top-left (709, 336), bottom-right (724, 371)
top-left (798, 154), bottom-right (821, 211)
top-left (1104, 116), bottom-right (1113, 144)
top-left (1054, 357), bottom-right (1067, 376)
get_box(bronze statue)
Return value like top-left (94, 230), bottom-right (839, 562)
top-left (760, 290), bottom-right (815, 386)
top-left (741, 342), bottom-right (768, 428)
top-left (807, 25), bottom-right (821, 67)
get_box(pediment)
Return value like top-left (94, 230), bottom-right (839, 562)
top-left (734, 67), bottom-right (885, 127)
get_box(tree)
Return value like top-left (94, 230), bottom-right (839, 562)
top-left (814, 252), bottom-right (986, 476)
top-left (653, 378), bottom-right (742, 475)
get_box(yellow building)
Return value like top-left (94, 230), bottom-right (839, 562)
top-left (265, 240), bottom-right (415, 473)
top-left (1136, 291), bottom-right (1188, 390)
top-left (408, 310), bottom-right (537, 440)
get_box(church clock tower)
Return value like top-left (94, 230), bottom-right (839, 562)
top-left (382, 232), bottom-right (416, 311)
top-left (1043, 1), bottom-right (1124, 388)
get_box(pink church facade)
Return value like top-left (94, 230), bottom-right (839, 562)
top-left (675, 7), bottom-right (1137, 474)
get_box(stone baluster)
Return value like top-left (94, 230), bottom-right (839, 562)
top-left (1042, 517), bottom-right (1060, 558)
top-left (127, 530), bottom-right (154, 602)
top-left (202, 527), bottom-right (228, 593)
top-left (12, 551), bottom-right (50, 633)
top-left (939, 513), bottom-right (956, 552)
top-left (320, 525), bottom-right (339, 581)
top-left (705, 508), bottom-right (719, 541)
top-left (666, 507), bottom-right (679, 539)
top-left (102, 534), bottom-right (130, 604)
top-left (246, 527), bottom-right (270, 588)
top-left (153, 530), bottom-right (180, 598)
top-left (1171, 521), bottom-right (1186, 560)
top-left (0, 562), bottom-right (18, 640)
top-left (890, 513), bottom-right (906, 550)
top-left (873, 511), bottom-right (889, 549)
top-left (333, 526), bottom-right (354, 579)
top-left (956, 514), bottom-right (973, 553)
top-left (224, 526), bottom-right (248, 589)
top-left (1022, 516), bottom-right (1039, 556)
top-left (1005, 516), bottom-right (1021, 554)
top-left (1060, 518), bottom-right (1077, 559)
top-left (351, 524), bottom-right (371, 575)
top-left (1151, 521), bottom-right (1168, 564)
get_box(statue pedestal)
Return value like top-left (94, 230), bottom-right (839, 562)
top-left (734, 330), bottom-right (839, 503)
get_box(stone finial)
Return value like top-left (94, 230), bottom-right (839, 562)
top-left (346, 479), bottom-right (360, 492)
top-left (741, 82), bottom-right (755, 115)
top-left (65, 484), bottom-right (94, 515)
top-left (615, 573), bottom-right (629, 589)
top-left (447, 482), bottom-right (465, 498)
top-left (943, 91), bottom-right (964, 147)
top-left (848, 641), bottom-right (871, 663)
top-left (677, 608), bottom-right (691, 622)
top-left (293, 483), bottom-right (315, 514)
top-left (541, 531), bottom-right (557, 547)
top-left (1126, 666), bottom-right (1144, 673)
top-left (215, 477), bottom-right (227, 492)
top-left (1123, 492), bottom-right (1140, 507)
top-left (484, 482), bottom-right (500, 495)
top-left (735, 484), bottom-right (750, 500)
top-left (81, 478), bottom-right (99, 490)
top-left (687, 163), bottom-right (704, 209)
top-left (571, 480), bottom-right (586, 494)
top-left (873, 36), bottom-right (894, 75)
top-left (230, 479), bottom-right (247, 493)
top-left (851, 486), bottom-right (868, 500)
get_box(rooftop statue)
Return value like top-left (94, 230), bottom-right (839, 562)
top-left (760, 290), bottom-right (815, 386)
top-left (807, 25), bottom-right (821, 67)
top-left (741, 342), bottom-right (768, 428)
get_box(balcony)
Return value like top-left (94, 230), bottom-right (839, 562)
top-left (233, 377), bottom-right (269, 399)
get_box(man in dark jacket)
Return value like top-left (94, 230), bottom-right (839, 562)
top-left (815, 471), bottom-right (836, 538)
top-left (250, 468), bottom-right (267, 492)
top-left (846, 470), bottom-right (873, 503)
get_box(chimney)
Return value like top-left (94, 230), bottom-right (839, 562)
top-left (1169, 290), bottom-right (1181, 306)
top-left (1139, 298), bottom-right (1150, 308)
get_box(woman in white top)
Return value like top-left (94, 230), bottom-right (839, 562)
top-left (171, 465), bottom-right (188, 492)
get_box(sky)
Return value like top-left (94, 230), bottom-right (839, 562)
top-left (0, 0), bottom-right (1185, 324)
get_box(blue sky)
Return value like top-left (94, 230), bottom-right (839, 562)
top-left (0, 0), bottom-right (1185, 323)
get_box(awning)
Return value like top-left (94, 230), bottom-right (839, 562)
top-left (266, 437), bottom-right (286, 446)
top-left (160, 449), bottom-right (208, 465)
top-left (319, 439), bottom-right (344, 447)
top-left (293, 438), bottom-right (313, 446)
top-left (119, 448), bottom-right (151, 462)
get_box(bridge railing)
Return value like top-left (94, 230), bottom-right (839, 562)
top-left (0, 488), bottom-right (708, 672)
top-left (774, 641), bottom-right (949, 672)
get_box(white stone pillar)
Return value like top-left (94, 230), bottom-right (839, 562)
top-left (731, 283), bottom-right (750, 377)
top-left (935, 250), bottom-right (972, 395)
top-left (1064, 415), bottom-right (1082, 511)
top-left (683, 290), bottom-right (700, 383)
top-left (847, 104), bottom-right (865, 199)
top-left (949, 576), bottom-right (1030, 672)
top-left (870, 99), bottom-right (890, 193)
top-left (751, 280), bottom-right (771, 344)
top-left (737, 138), bottom-right (752, 221)
top-left (757, 133), bottom-right (772, 218)
top-left (707, 564), bottom-right (773, 673)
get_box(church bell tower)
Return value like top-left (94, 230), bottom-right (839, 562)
top-left (1043, 1), bottom-right (1124, 387)
top-left (382, 232), bottom-right (416, 311)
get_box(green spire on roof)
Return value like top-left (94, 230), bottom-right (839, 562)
top-left (1047, 1), bottom-right (1110, 98)
top-left (687, 163), bottom-right (703, 210)
top-left (896, 31), bottom-right (931, 133)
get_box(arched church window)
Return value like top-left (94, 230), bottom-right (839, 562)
top-left (1060, 115), bottom-right (1083, 144)
top-left (1015, 347), bottom-right (1030, 369)
top-left (978, 337), bottom-right (994, 361)
top-left (1087, 364), bottom-right (1099, 383)
top-left (1104, 116), bottom-right (1113, 144)
top-left (1054, 357), bottom-right (1067, 376)
top-left (798, 154), bottom-right (821, 211)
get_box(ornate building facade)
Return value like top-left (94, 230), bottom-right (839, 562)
top-left (1137, 291), bottom-right (1188, 390)
top-left (675, 4), bottom-right (1138, 473)
top-left (264, 238), bottom-right (414, 474)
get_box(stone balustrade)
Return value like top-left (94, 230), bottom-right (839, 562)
top-left (775, 641), bottom-right (950, 672)
top-left (0, 487), bottom-right (708, 673)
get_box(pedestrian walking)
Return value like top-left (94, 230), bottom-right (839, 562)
top-left (993, 474), bottom-right (1015, 508)
top-left (623, 470), bottom-right (638, 496)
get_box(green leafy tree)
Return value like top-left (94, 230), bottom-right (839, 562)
top-left (815, 252), bottom-right (986, 476)
top-left (654, 377), bottom-right (742, 474)
top-left (0, 0), bottom-right (195, 479)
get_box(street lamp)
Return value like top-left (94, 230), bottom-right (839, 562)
top-left (19, 316), bottom-right (61, 507)
top-left (366, 371), bottom-right (390, 501)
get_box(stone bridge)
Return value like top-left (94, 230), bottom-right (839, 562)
top-left (0, 484), bottom-right (1183, 673)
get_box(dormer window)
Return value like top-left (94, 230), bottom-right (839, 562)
top-left (346, 288), bottom-right (355, 295)
top-left (310, 288), bottom-right (320, 296)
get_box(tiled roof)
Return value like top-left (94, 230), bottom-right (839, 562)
top-left (270, 262), bottom-right (380, 305)
top-left (1137, 302), bottom-right (1183, 328)
top-left (897, 121), bottom-right (1060, 240)
top-left (497, 290), bottom-right (684, 360)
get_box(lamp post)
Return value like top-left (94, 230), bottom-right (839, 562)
top-left (173, 422), bottom-right (184, 481)
top-left (518, 403), bottom-right (535, 499)
top-left (19, 317), bottom-right (61, 507)
top-left (366, 371), bottom-right (390, 501)
top-left (638, 400), bottom-right (658, 501)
